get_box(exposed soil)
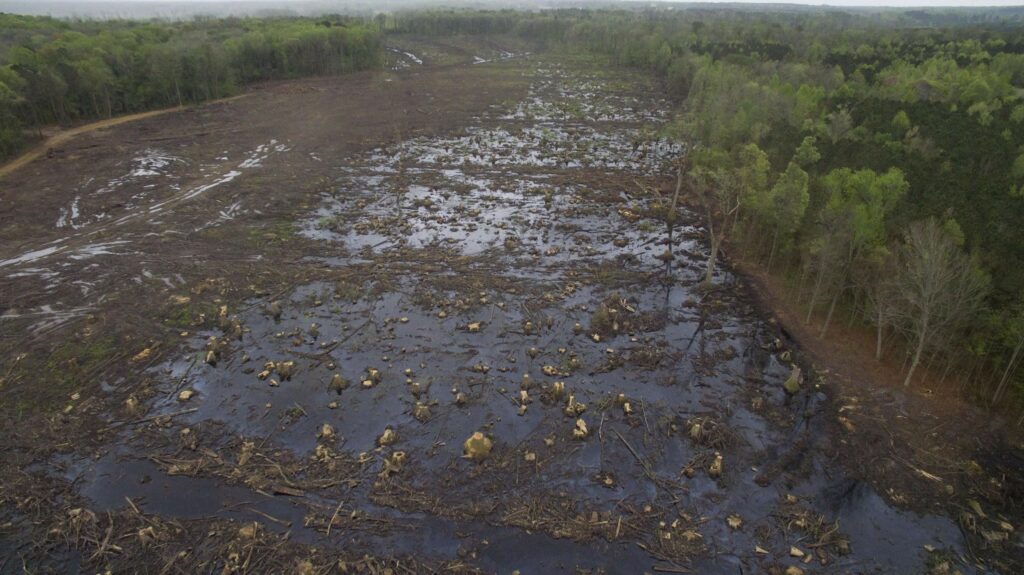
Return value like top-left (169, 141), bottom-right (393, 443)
top-left (0, 39), bottom-right (1020, 574)
top-left (0, 104), bottom-right (196, 180)
top-left (734, 263), bottom-right (1024, 573)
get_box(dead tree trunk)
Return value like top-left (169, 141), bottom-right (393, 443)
top-left (904, 315), bottom-right (930, 387)
top-left (875, 307), bottom-right (885, 360)
top-left (806, 262), bottom-right (828, 325)
top-left (705, 221), bottom-right (721, 286)
top-left (766, 227), bottom-right (779, 273)
top-left (992, 335), bottom-right (1023, 406)
top-left (820, 283), bottom-right (843, 338)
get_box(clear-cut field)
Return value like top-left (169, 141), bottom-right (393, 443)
top-left (0, 45), bottom-right (971, 574)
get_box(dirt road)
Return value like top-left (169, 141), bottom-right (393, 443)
top-left (0, 39), bottom-right (1007, 574)
top-left (0, 107), bottom-right (186, 180)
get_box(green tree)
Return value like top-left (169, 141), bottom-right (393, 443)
top-left (793, 136), bottom-right (821, 168)
top-left (806, 167), bottom-right (908, 337)
top-left (735, 142), bottom-right (771, 228)
top-left (892, 110), bottom-right (911, 134)
top-left (762, 161), bottom-right (810, 271)
top-left (0, 71), bottom-right (25, 157)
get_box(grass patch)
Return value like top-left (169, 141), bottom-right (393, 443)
top-left (164, 300), bottom-right (219, 329)
top-left (249, 220), bottom-right (298, 247)
top-left (4, 336), bottom-right (119, 420)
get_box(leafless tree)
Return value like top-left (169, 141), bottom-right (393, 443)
top-left (992, 315), bottom-right (1024, 407)
top-left (859, 251), bottom-right (899, 360)
top-left (693, 167), bottom-right (740, 286)
top-left (891, 219), bottom-right (988, 387)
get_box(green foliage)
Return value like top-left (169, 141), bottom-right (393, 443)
top-left (892, 110), bottom-right (912, 133)
top-left (793, 84), bottom-right (826, 127)
top-left (1012, 149), bottom-right (1024, 180)
top-left (737, 143), bottom-right (771, 211)
top-left (942, 217), bottom-right (966, 247)
top-left (226, 20), bottom-right (381, 83)
top-left (766, 161), bottom-right (810, 239)
top-left (1011, 104), bottom-right (1024, 124)
top-left (821, 167), bottom-right (908, 253)
top-left (0, 65), bottom-right (25, 157)
top-left (822, 108), bottom-right (855, 145)
top-left (0, 15), bottom-right (382, 161)
top-left (793, 136), bottom-right (821, 168)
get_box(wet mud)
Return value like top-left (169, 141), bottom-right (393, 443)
top-left (5, 58), bottom-right (974, 574)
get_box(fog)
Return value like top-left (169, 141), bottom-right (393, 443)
top-left (1, 0), bottom-right (1022, 21)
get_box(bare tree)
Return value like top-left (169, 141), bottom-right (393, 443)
top-left (991, 307), bottom-right (1024, 407)
top-left (692, 166), bottom-right (740, 286)
top-left (891, 219), bottom-right (988, 387)
top-left (859, 251), bottom-right (899, 360)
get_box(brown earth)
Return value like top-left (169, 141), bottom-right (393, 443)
top-left (0, 37), bottom-right (1021, 575)
top-left (0, 44), bottom-right (533, 560)
top-left (0, 104), bottom-right (196, 180)
top-left (733, 260), bottom-right (1024, 570)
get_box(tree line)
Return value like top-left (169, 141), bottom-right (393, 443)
top-left (389, 7), bottom-right (1024, 421)
top-left (0, 14), bottom-right (382, 160)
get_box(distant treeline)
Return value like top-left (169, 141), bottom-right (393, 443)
top-left (0, 14), bottom-right (382, 159)
top-left (388, 8), bottom-right (1024, 419)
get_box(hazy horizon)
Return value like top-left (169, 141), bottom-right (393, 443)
top-left (3, 0), bottom-right (1023, 24)
top-left (3, 0), bottom-right (1024, 7)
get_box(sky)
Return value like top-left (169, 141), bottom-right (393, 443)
top-left (645, 0), bottom-right (1024, 5)
top-left (10, 0), bottom-right (1024, 5)
top-left (644, 1), bottom-right (1024, 6)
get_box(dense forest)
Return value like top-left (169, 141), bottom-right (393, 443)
top-left (0, 14), bottom-right (381, 158)
top-left (2, 5), bottom-right (1024, 420)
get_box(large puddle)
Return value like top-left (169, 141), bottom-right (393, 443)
top-left (61, 62), bottom-right (968, 573)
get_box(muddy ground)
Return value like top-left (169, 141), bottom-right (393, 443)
top-left (0, 38), bottom-right (1020, 574)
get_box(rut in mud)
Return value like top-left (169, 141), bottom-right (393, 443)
top-left (2, 56), bottom-right (970, 574)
